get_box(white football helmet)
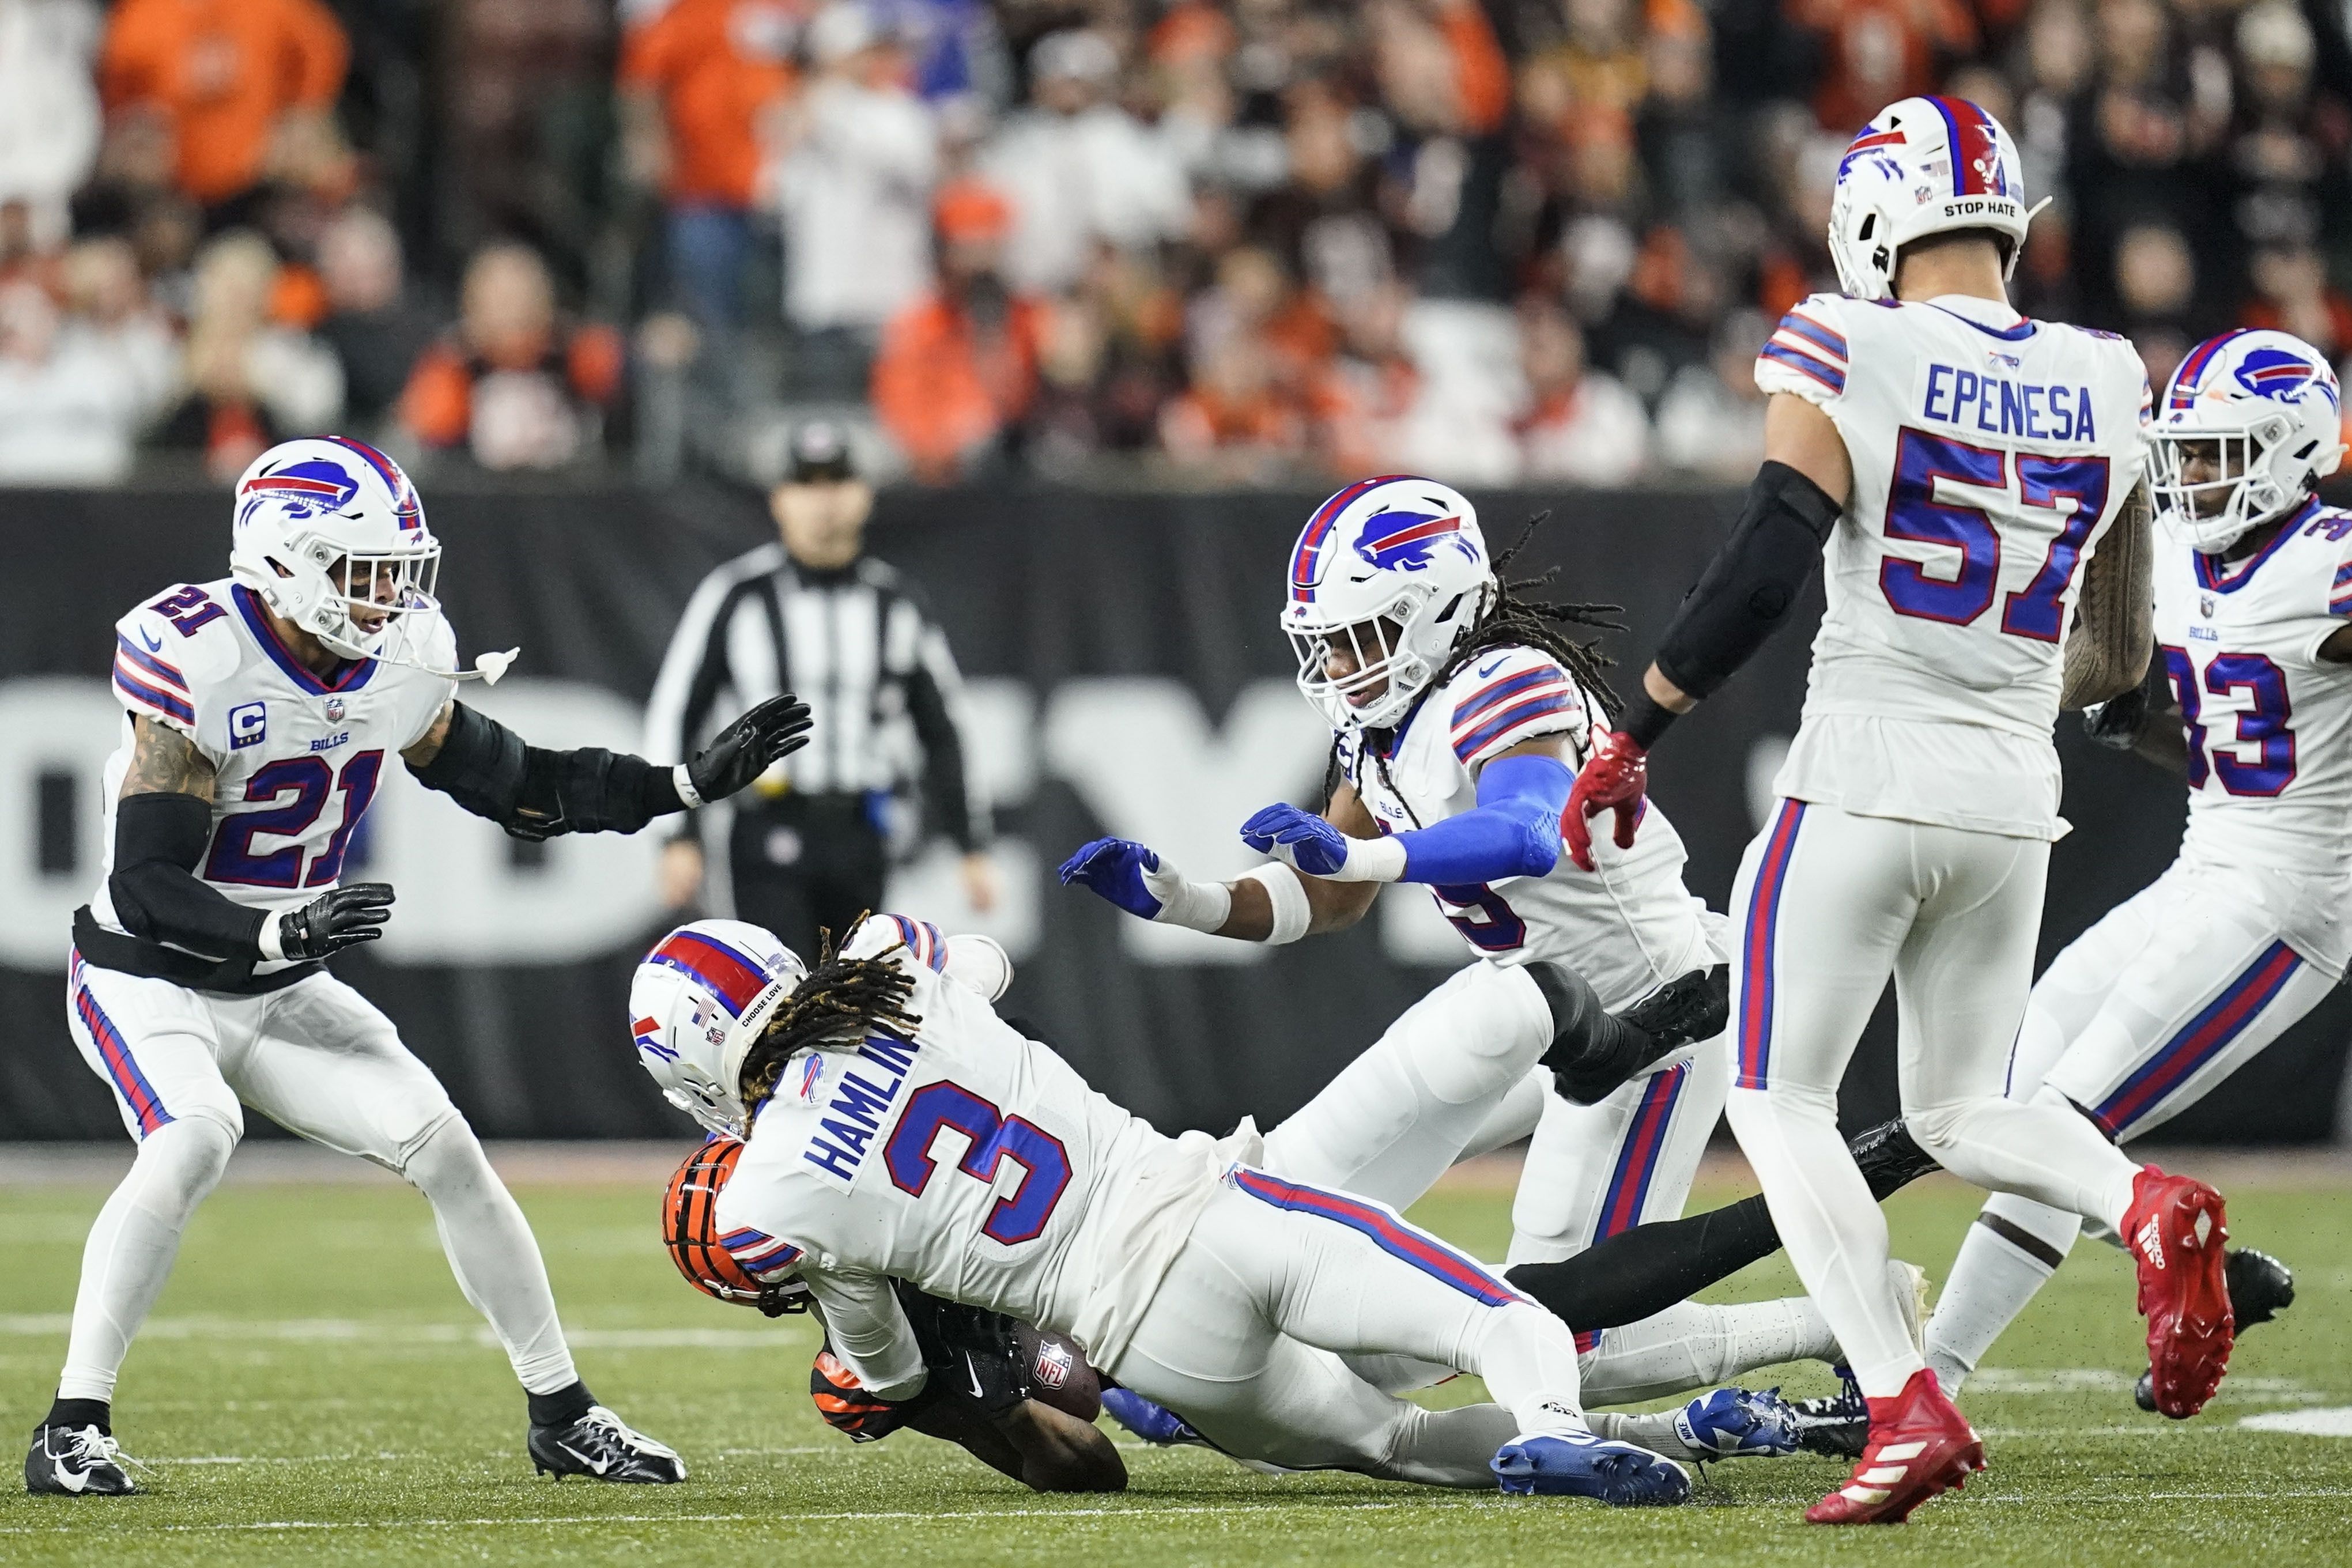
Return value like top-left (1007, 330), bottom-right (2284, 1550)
top-left (1828, 96), bottom-right (2042, 303)
top-left (231, 437), bottom-right (447, 668)
top-left (629, 920), bottom-right (809, 1136)
top-left (2149, 328), bottom-right (2347, 553)
top-left (1281, 475), bottom-right (1493, 732)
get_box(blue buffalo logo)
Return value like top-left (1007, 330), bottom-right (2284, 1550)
top-left (1353, 510), bottom-right (1470, 573)
top-left (237, 459), bottom-right (360, 523)
top-left (2234, 347), bottom-right (2334, 407)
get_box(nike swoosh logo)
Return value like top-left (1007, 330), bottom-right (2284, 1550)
top-left (1476, 655), bottom-right (1508, 677)
top-left (139, 629), bottom-right (164, 652)
top-left (557, 1440), bottom-right (613, 1476)
top-left (52, 1457), bottom-right (90, 1493)
top-left (965, 1353), bottom-right (986, 1400)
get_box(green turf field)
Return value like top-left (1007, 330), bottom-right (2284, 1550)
top-left (1, 1162), bottom-right (2347, 1567)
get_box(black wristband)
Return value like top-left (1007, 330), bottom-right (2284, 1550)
top-left (1616, 691), bottom-right (1679, 749)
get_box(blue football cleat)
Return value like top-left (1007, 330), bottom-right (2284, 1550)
top-left (1100, 1387), bottom-right (1202, 1446)
top-left (1673, 1386), bottom-right (1800, 1460)
top-left (1493, 1432), bottom-right (1691, 1505)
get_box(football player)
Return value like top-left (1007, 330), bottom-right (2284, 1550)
top-left (630, 912), bottom-right (1697, 1504)
top-left (29, 438), bottom-right (812, 1497)
top-left (1059, 476), bottom-right (1894, 1415)
top-left (1924, 328), bottom-right (2343, 1406)
top-left (1559, 97), bottom-right (2230, 1522)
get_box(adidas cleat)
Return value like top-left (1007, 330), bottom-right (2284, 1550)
top-left (1673, 1386), bottom-right (1799, 1460)
top-left (1100, 1387), bottom-right (1202, 1447)
top-left (1806, 1367), bottom-right (1983, 1525)
top-left (2135, 1246), bottom-right (2291, 1413)
top-left (527, 1405), bottom-right (686, 1483)
top-left (1493, 1432), bottom-right (1691, 1505)
top-left (1786, 1366), bottom-right (1871, 1459)
top-left (2124, 1166), bottom-right (2234, 1419)
top-left (24, 1423), bottom-right (139, 1497)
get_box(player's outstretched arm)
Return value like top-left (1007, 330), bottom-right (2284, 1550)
top-left (1562, 394), bottom-right (1851, 869)
top-left (2060, 481), bottom-right (2154, 709)
top-left (110, 717), bottom-right (390, 964)
top-left (401, 693), bottom-right (811, 841)
top-left (1239, 736), bottom-right (1573, 888)
top-left (1058, 781), bottom-right (1381, 944)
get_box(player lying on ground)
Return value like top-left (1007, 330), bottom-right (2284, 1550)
top-left (629, 912), bottom-right (1707, 1504)
top-left (1063, 477), bottom-right (1905, 1417)
top-left (1923, 327), bottom-right (2343, 1408)
top-left (28, 437), bottom-right (813, 1498)
top-left (665, 1131), bottom-right (1127, 1493)
top-left (634, 916), bottom-right (1946, 1493)
top-left (1559, 96), bottom-right (2236, 1523)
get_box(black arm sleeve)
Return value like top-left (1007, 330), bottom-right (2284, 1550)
top-left (108, 792), bottom-right (265, 961)
top-left (1651, 460), bottom-right (1843, 701)
top-left (411, 702), bottom-right (683, 840)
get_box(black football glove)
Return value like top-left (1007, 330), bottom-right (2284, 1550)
top-left (275, 883), bottom-right (394, 960)
top-left (686, 695), bottom-right (813, 804)
top-left (896, 1284), bottom-right (1030, 1419)
top-left (2081, 683), bottom-right (2149, 750)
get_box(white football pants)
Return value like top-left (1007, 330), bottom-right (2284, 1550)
top-left (56, 953), bottom-right (579, 1404)
top-left (1108, 1174), bottom-right (1581, 1487)
top-left (1721, 800), bottom-right (2143, 1399)
top-left (1927, 853), bottom-right (2340, 1389)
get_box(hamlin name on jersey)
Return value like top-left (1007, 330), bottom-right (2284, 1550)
top-left (2157, 501), bottom-right (2352, 885)
top-left (1754, 292), bottom-right (2152, 840)
top-left (711, 915), bottom-right (1218, 1385)
top-left (93, 579), bottom-right (458, 973)
top-left (1339, 645), bottom-right (1720, 1007)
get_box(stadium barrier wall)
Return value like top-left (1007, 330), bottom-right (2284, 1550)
top-left (0, 483), bottom-right (2344, 1144)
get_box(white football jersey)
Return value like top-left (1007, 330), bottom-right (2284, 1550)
top-left (712, 915), bottom-right (1177, 1387)
top-left (1754, 292), bottom-right (2152, 838)
top-left (1338, 644), bottom-right (1721, 1008)
top-left (2158, 501), bottom-right (2352, 891)
top-left (95, 577), bottom-right (456, 974)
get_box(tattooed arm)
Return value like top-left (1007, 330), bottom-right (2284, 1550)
top-left (122, 715), bottom-right (220, 802)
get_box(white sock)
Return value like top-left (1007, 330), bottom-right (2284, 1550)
top-left (1467, 1301), bottom-right (1590, 1437)
top-left (1925, 1196), bottom-right (2078, 1395)
top-left (402, 1117), bottom-right (577, 1395)
top-left (1578, 1297), bottom-right (1838, 1406)
top-left (56, 1115), bottom-right (238, 1404)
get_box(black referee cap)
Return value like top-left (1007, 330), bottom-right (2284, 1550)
top-left (788, 421), bottom-right (857, 482)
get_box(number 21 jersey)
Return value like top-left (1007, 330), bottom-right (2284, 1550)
top-left (92, 577), bottom-right (457, 978)
top-left (1753, 292), bottom-right (2151, 839)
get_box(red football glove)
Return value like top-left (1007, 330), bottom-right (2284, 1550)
top-left (1562, 730), bottom-right (1649, 871)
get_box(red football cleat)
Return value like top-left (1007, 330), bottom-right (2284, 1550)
top-left (2126, 1165), bottom-right (2234, 1419)
top-left (1804, 1368), bottom-right (1984, 1525)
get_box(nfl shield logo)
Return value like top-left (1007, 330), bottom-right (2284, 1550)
top-left (1032, 1337), bottom-right (1074, 1389)
top-left (324, 696), bottom-right (346, 722)
top-left (2199, 596), bottom-right (2215, 619)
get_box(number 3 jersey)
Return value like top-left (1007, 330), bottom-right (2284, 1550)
top-left (2154, 502), bottom-right (2352, 969)
top-left (712, 915), bottom-right (1229, 1391)
top-left (88, 577), bottom-right (458, 984)
top-left (1754, 292), bottom-right (2152, 840)
top-left (1337, 644), bottom-right (1722, 1008)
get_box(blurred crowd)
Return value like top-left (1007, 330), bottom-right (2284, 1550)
top-left (0, 0), bottom-right (2347, 488)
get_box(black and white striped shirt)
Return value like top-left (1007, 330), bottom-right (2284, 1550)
top-left (645, 543), bottom-right (989, 851)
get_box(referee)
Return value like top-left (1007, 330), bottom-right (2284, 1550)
top-left (646, 422), bottom-right (995, 956)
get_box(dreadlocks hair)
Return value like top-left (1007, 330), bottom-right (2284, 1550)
top-left (1322, 512), bottom-right (1628, 825)
top-left (737, 916), bottom-right (923, 1119)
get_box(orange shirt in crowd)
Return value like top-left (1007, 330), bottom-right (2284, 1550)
top-left (1792, 0), bottom-right (1976, 133)
top-left (871, 293), bottom-right (1048, 482)
top-left (401, 327), bottom-right (626, 450)
top-left (1438, 0), bottom-right (1511, 137)
top-left (618, 0), bottom-right (800, 209)
top-left (100, 0), bottom-right (349, 205)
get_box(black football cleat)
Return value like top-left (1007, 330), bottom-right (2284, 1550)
top-left (1619, 964), bottom-right (1730, 1054)
top-left (1541, 964), bottom-right (1729, 1105)
top-left (1849, 1117), bottom-right (1943, 1201)
top-left (25, 1423), bottom-right (139, 1496)
top-left (1784, 1365), bottom-right (1871, 1460)
top-left (528, 1405), bottom-right (686, 1483)
top-left (2133, 1248), bottom-right (2293, 1414)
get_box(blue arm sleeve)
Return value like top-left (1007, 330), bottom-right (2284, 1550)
top-left (1394, 754), bottom-right (1573, 885)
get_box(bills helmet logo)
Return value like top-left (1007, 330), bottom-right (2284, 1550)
top-left (2234, 347), bottom-right (2335, 408)
top-left (1353, 510), bottom-right (1471, 574)
top-left (238, 459), bottom-right (360, 524)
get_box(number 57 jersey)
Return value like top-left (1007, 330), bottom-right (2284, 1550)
top-left (90, 577), bottom-right (458, 981)
top-left (1754, 292), bottom-right (2151, 840)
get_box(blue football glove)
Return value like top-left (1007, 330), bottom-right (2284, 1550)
top-left (1239, 803), bottom-right (1361, 878)
top-left (1057, 838), bottom-right (1170, 920)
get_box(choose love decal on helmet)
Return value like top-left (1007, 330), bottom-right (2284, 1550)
top-left (2150, 328), bottom-right (2347, 553)
top-left (1282, 475), bottom-right (1494, 732)
top-left (629, 919), bottom-right (809, 1136)
top-left (1828, 96), bottom-right (2044, 303)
